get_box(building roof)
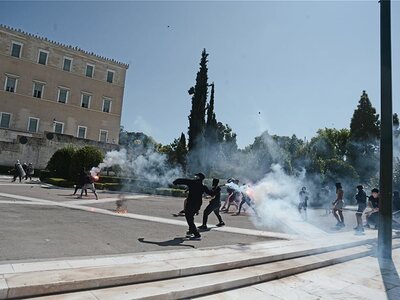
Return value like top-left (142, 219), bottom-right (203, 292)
top-left (0, 24), bottom-right (129, 69)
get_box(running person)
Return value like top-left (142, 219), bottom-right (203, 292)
top-left (354, 185), bottom-right (367, 232)
top-left (235, 184), bottom-right (257, 216)
top-left (332, 182), bottom-right (345, 227)
top-left (298, 186), bottom-right (309, 220)
top-left (173, 173), bottom-right (211, 239)
top-left (198, 178), bottom-right (225, 230)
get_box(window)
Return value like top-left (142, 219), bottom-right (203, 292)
top-left (85, 64), bottom-right (94, 78)
top-left (106, 70), bottom-right (114, 83)
top-left (0, 112), bottom-right (11, 128)
top-left (77, 126), bottom-right (87, 139)
top-left (32, 82), bottom-right (44, 98)
top-left (38, 50), bottom-right (48, 65)
top-left (57, 87), bottom-right (69, 103)
top-left (99, 130), bottom-right (108, 142)
top-left (28, 117), bottom-right (39, 133)
top-left (81, 93), bottom-right (91, 108)
top-left (53, 121), bottom-right (64, 134)
top-left (11, 42), bottom-right (22, 58)
top-left (102, 98), bottom-right (112, 113)
top-left (4, 76), bottom-right (17, 93)
top-left (63, 57), bottom-right (72, 72)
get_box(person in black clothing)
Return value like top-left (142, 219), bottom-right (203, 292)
top-left (73, 168), bottom-right (87, 196)
top-left (173, 172), bottom-right (211, 239)
top-left (77, 172), bottom-right (98, 200)
top-left (198, 178), bottom-right (225, 230)
top-left (354, 185), bottom-right (367, 232)
top-left (366, 188), bottom-right (379, 229)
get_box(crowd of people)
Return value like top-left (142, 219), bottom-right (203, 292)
top-left (298, 182), bottom-right (399, 233)
top-left (11, 160), bottom-right (34, 182)
top-left (173, 173), bottom-right (258, 239)
top-left (173, 172), bottom-right (400, 239)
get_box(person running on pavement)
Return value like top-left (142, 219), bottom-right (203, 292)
top-left (354, 185), bottom-right (367, 232)
top-left (235, 184), bottom-right (257, 216)
top-left (298, 186), bottom-right (309, 220)
top-left (198, 178), bottom-right (225, 230)
top-left (366, 188), bottom-right (379, 229)
top-left (223, 179), bottom-right (241, 213)
top-left (332, 182), bottom-right (345, 227)
top-left (77, 172), bottom-right (98, 200)
top-left (173, 173), bottom-right (212, 239)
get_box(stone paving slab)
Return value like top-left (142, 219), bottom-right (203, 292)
top-left (198, 248), bottom-right (400, 300)
top-left (0, 234), bottom-right (387, 299)
top-left (30, 241), bottom-right (392, 300)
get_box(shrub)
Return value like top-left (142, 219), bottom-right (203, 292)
top-left (39, 170), bottom-right (51, 181)
top-left (155, 188), bottom-right (187, 197)
top-left (69, 146), bottom-right (104, 179)
top-left (47, 146), bottom-right (76, 178)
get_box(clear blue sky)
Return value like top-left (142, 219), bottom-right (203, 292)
top-left (1, 0), bottom-right (400, 148)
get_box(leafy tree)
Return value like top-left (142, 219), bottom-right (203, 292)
top-left (349, 90), bottom-right (380, 141)
top-left (160, 133), bottom-right (188, 172)
top-left (347, 91), bottom-right (380, 182)
top-left (188, 49), bottom-right (209, 151)
top-left (70, 146), bottom-right (104, 178)
top-left (46, 145), bottom-right (76, 178)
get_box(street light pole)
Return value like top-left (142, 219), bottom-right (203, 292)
top-left (378, 0), bottom-right (393, 259)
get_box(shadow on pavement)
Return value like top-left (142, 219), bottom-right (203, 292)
top-left (138, 237), bottom-right (195, 248)
top-left (379, 257), bottom-right (400, 299)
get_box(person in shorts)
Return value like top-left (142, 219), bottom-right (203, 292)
top-left (298, 186), bottom-right (309, 220)
top-left (354, 185), bottom-right (367, 232)
top-left (332, 182), bottom-right (345, 227)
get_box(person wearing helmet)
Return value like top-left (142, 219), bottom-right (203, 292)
top-left (173, 172), bottom-right (212, 239)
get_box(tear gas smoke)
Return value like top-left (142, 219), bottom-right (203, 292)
top-left (97, 147), bottom-right (183, 186)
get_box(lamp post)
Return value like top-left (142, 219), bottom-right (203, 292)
top-left (378, 0), bottom-right (393, 259)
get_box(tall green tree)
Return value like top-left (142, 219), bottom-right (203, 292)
top-left (349, 90), bottom-right (380, 140)
top-left (188, 49), bottom-right (209, 151)
top-left (204, 83), bottom-right (218, 145)
top-left (347, 90), bottom-right (380, 182)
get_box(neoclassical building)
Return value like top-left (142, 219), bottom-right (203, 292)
top-left (0, 24), bottom-right (129, 144)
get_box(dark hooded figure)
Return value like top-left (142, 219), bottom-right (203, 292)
top-left (198, 178), bottom-right (225, 230)
top-left (173, 173), bottom-right (212, 239)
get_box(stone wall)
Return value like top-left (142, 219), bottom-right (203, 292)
top-left (0, 129), bottom-right (119, 169)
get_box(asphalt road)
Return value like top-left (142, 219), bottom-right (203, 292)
top-left (0, 176), bottom-right (369, 262)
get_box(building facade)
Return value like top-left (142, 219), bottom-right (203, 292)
top-left (0, 24), bottom-right (129, 145)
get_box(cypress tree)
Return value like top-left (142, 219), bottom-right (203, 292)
top-left (205, 82), bottom-right (218, 145)
top-left (188, 49), bottom-right (209, 151)
top-left (176, 132), bottom-right (188, 171)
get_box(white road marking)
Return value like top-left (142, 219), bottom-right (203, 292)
top-left (0, 192), bottom-right (294, 240)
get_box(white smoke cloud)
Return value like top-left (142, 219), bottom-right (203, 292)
top-left (97, 147), bottom-right (182, 186)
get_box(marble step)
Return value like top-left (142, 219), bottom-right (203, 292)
top-left (1, 234), bottom-right (380, 299)
top-left (34, 240), bottom-right (400, 300)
